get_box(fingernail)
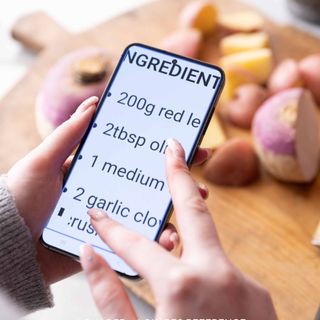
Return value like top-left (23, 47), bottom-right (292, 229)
top-left (198, 182), bottom-right (209, 199)
top-left (166, 138), bottom-right (184, 159)
top-left (87, 208), bottom-right (107, 221)
top-left (206, 148), bottom-right (213, 160)
top-left (170, 232), bottom-right (180, 249)
top-left (76, 96), bottom-right (99, 114)
top-left (80, 244), bottom-right (94, 266)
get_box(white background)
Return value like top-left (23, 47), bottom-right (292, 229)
top-left (0, 0), bottom-right (319, 319)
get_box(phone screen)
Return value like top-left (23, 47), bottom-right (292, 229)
top-left (42, 43), bottom-right (224, 277)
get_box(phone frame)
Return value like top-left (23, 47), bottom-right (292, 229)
top-left (41, 43), bottom-right (225, 279)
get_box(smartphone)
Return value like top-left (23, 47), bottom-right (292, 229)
top-left (41, 43), bottom-right (224, 278)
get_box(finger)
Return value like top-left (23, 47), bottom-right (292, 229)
top-left (197, 182), bottom-right (209, 200)
top-left (88, 209), bottom-right (177, 287)
top-left (158, 223), bottom-right (179, 251)
top-left (62, 155), bottom-right (74, 176)
top-left (32, 96), bottom-right (98, 171)
top-left (165, 138), bottom-right (222, 256)
top-left (80, 244), bottom-right (137, 320)
top-left (191, 148), bottom-right (212, 166)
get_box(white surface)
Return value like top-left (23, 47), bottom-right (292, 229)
top-left (23, 272), bottom-right (154, 320)
top-left (243, 0), bottom-right (320, 37)
top-left (0, 0), bottom-right (154, 99)
top-left (0, 0), bottom-right (319, 319)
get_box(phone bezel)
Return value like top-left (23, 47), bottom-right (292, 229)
top-left (40, 43), bottom-right (225, 280)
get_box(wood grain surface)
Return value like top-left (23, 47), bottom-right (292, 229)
top-left (11, 11), bottom-right (70, 53)
top-left (1, 1), bottom-right (320, 319)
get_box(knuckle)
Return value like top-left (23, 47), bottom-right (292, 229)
top-left (89, 262), bottom-right (106, 285)
top-left (93, 277), bottom-right (123, 309)
top-left (217, 267), bottom-right (244, 296)
top-left (251, 278), bottom-right (274, 306)
top-left (110, 226), bottom-right (144, 255)
top-left (185, 196), bottom-right (208, 215)
top-left (120, 234), bottom-right (142, 254)
top-left (262, 290), bottom-right (275, 310)
top-left (170, 158), bottom-right (190, 176)
top-left (167, 267), bottom-right (201, 300)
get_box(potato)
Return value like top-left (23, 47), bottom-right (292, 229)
top-left (218, 10), bottom-right (264, 33)
top-left (268, 59), bottom-right (303, 95)
top-left (179, 0), bottom-right (218, 35)
top-left (160, 28), bottom-right (202, 58)
top-left (220, 48), bottom-right (273, 100)
top-left (299, 53), bottom-right (320, 104)
top-left (203, 138), bottom-right (260, 186)
top-left (221, 66), bottom-right (257, 101)
top-left (219, 31), bottom-right (269, 56)
top-left (252, 88), bottom-right (320, 183)
top-left (225, 84), bottom-right (268, 128)
top-left (220, 48), bottom-right (273, 84)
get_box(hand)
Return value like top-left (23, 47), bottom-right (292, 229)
top-left (80, 139), bottom-right (277, 320)
top-left (6, 98), bottom-right (210, 284)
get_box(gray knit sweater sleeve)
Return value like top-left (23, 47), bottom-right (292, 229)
top-left (0, 175), bottom-right (53, 312)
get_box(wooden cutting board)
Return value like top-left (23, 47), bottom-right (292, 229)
top-left (2, 1), bottom-right (320, 319)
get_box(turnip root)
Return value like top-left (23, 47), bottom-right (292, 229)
top-left (268, 59), bottom-right (303, 95)
top-left (179, 0), bottom-right (218, 35)
top-left (36, 47), bottom-right (110, 138)
top-left (252, 88), bottom-right (320, 183)
top-left (299, 53), bottom-right (320, 105)
top-left (203, 138), bottom-right (260, 186)
top-left (225, 84), bottom-right (268, 129)
top-left (160, 28), bottom-right (202, 58)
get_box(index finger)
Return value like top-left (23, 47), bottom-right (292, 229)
top-left (165, 139), bottom-right (222, 256)
top-left (88, 209), bottom-right (177, 288)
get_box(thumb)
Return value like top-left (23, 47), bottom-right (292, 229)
top-left (32, 96), bottom-right (98, 171)
top-left (80, 244), bottom-right (137, 320)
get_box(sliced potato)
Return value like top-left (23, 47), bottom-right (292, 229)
top-left (200, 115), bottom-right (226, 150)
top-left (219, 10), bottom-right (264, 33)
top-left (220, 31), bottom-right (269, 55)
top-left (220, 48), bottom-right (273, 100)
top-left (179, 0), bottom-right (218, 35)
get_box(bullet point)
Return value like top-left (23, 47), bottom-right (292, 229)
top-left (58, 207), bottom-right (65, 217)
